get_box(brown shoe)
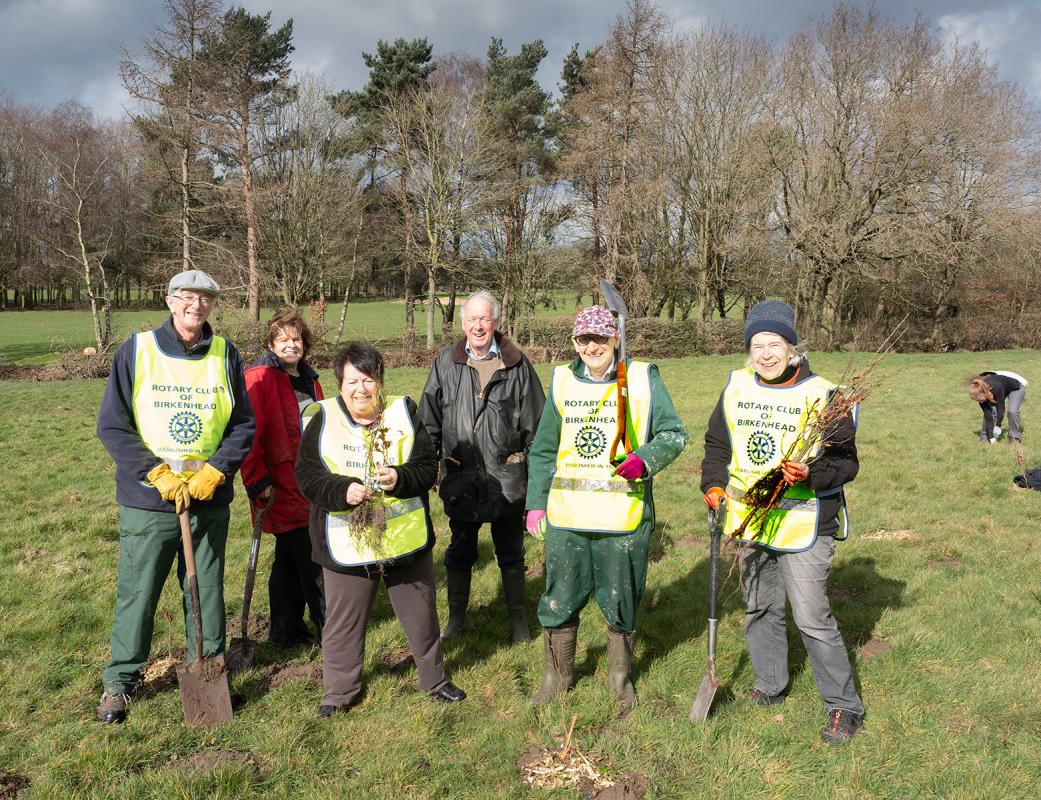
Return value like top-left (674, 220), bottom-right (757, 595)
top-left (96, 691), bottom-right (130, 724)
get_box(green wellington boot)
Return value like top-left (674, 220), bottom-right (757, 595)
top-left (528, 625), bottom-right (578, 704)
top-left (606, 627), bottom-right (637, 709)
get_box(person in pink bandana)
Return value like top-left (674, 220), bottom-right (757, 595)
top-left (524, 305), bottom-right (687, 708)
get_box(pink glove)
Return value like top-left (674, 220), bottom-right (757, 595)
top-left (612, 453), bottom-right (646, 480)
top-left (526, 510), bottom-right (547, 538)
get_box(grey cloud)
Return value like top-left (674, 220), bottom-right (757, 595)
top-left (0, 0), bottom-right (1037, 120)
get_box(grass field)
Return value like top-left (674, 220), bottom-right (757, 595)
top-left (2, 347), bottom-right (1041, 799)
top-left (0, 296), bottom-right (586, 365)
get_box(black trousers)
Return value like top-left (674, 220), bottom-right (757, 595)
top-left (269, 526), bottom-right (325, 642)
top-left (444, 514), bottom-right (525, 571)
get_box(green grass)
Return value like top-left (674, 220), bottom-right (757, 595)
top-left (0, 295), bottom-right (588, 365)
top-left (2, 349), bottom-right (1041, 798)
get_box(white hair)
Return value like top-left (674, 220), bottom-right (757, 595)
top-left (744, 340), bottom-right (806, 372)
top-left (462, 290), bottom-right (501, 322)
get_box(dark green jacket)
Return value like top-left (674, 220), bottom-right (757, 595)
top-left (525, 357), bottom-right (688, 525)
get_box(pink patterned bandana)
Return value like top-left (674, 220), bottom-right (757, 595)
top-left (572, 306), bottom-right (617, 338)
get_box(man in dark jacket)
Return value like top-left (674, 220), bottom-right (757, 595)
top-left (418, 290), bottom-right (545, 643)
top-left (95, 270), bottom-right (254, 724)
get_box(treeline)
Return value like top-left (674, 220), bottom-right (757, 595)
top-left (1, 0), bottom-right (1039, 352)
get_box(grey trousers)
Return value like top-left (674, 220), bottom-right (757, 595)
top-left (741, 535), bottom-right (864, 715)
top-left (321, 550), bottom-right (448, 707)
top-left (982, 385), bottom-right (1024, 441)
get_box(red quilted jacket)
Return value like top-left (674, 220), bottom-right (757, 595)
top-left (240, 350), bottom-right (324, 533)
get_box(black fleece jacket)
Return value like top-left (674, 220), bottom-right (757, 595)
top-left (700, 358), bottom-right (858, 537)
top-left (418, 332), bottom-right (545, 521)
top-left (96, 317), bottom-right (255, 511)
top-left (295, 396), bottom-right (438, 574)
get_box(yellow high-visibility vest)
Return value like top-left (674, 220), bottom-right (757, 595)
top-left (131, 331), bottom-right (233, 479)
top-left (546, 361), bottom-right (652, 534)
top-left (302, 396), bottom-right (428, 566)
top-left (721, 368), bottom-right (850, 552)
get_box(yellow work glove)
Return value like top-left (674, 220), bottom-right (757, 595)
top-left (147, 463), bottom-right (191, 513)
top-left (187, 463), bottom-right (226, 502)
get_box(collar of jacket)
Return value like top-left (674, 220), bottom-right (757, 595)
top-left (156, 315), bottom-right (214, 357)
top-left (451, 331), bottom-right (522, 367)
top-left (249, 347), bottom-right (319, 380)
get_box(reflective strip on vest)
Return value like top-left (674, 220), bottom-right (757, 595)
top-left (131, 331), bottom-right (233, 480)
top-left (308, 395), bottom-right (428, 566)
top-left (721, 368), bottom-right (849, 552)
top-left (546, 361), bottom-right (652, 534)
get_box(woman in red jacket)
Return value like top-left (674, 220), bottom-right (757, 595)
top-left (241, 308), bottom-right (326, 645)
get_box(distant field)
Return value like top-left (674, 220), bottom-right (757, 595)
top-left (1, 349), bottom-right (1040, 798)
top-left (0, 295), bottom-right (588, 365)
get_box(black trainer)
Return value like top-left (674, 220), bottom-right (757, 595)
top-left (318, 704), bottom-right (350, 718)
top-left (748, 688), bottom-right (785, 707)
top-left (821, 709), bottom-right (864, 743)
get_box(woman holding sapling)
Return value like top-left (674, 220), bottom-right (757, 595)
top-left (295, 342), bottom-right (465, 717)
top-left (700, 300), bottom-right (864, 744)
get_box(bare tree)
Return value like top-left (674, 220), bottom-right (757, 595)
top-left (382, 79), bottom-right (504, 349)
top-left (255, 73), bottom-right (362, 306)
top-left (42, 107), bottom-right (120, 348)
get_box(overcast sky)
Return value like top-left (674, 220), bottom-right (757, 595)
top-left (1, 0), bottom-right (1038, 120)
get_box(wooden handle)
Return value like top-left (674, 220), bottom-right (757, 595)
top-left (179, 510), bottom-right (205, 665)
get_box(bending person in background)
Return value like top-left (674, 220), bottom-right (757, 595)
top-left (969, 371), bottom-right (1028, 444)
top-left (95, 269), bottom-right (255, 724)
top-left (241, 308), bottom-right (326, 646)
top-left (700, 299), bottom-right (863, 744)
top-left (296, 342), bottom-right (466, 717)
top-left (525, 306), bottom-right (687, 710)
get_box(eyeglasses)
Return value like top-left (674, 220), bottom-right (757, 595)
top-left (173, 293), bottom-right (213, 307)
top-left (574, 334), bottom-right (611, 346)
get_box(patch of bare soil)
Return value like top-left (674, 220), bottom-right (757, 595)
top-left (680, 464), bottom-right (702, 474)
top-left (857, 636), bottom-right (891, 661)
top-left (382, 651), bottom-right (414, 675)
top-left (0, 771), bottom-right (30, 799)
top-left (229, 612), bottom-right (269, 640)
top-left (673, 537), bottom-right (706, 550)
top-left (526, 560), bottom-right (545, 578)
top-left (926, 558), bottom-right (962, 569)
top-left (263, 660), bottom-right (322, 690)
top-left (169, 750), bottom-right (262, 780)
top-left (593, 771), bottom-right (650, 800)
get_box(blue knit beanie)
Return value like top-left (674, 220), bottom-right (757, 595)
top-left (744, 300), bottom-right (797, 349)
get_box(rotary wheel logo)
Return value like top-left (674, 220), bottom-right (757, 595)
top-left (169, 411), bottom-right (203, 445)
top-left (575, 425), bottom-right (607, 460)
top-left (746, 431), bottom-right (776, 466)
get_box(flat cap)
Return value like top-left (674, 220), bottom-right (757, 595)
top-left (168, 269), bottom-right (221, 297)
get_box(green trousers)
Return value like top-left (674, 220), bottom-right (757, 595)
top-left (536, 523), bottom-right (650, 632)
top-left (101, 505), bottom-right (230, 693)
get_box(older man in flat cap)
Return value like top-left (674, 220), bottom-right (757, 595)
top-left (94, 270), bottom-right (255, 724)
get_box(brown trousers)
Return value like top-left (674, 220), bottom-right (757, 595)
top-left (321, 550), bottom-right (447, 706)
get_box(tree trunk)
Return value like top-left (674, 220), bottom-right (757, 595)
top-left (239, 123), bottom-right (260, 322)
